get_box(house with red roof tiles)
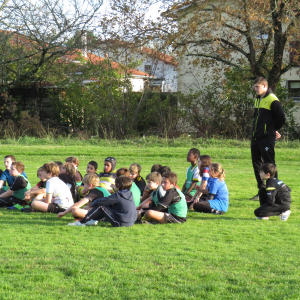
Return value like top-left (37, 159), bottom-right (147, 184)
top-left (95, 41), bottom-right (178, 92)
top-left (58, 49), bottom-right (153, 92)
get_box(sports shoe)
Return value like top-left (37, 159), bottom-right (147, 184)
top-left (250, 194), bottom-right (259, 200)
top-left (21, 207), bottom-right (35, 213)
top-left (256, 216), bottom-right (269, 220)
top-left (142, 220), bottom-right (157, 225)
top-left (85, 219), bottom-right (98, 226)
top-left (7, 206), bottom-right (18, 210)
top-left (7, 204), bottom-right (23, 210)
top-left (280, 210), bottom-right (291, 221)
top-left (211, 209), bottom-right (225, 215)
top-left (67, 220), bottom-right (86, 226)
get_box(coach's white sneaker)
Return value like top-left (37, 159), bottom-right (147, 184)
top-left (86, 219), bottom-right (98, 226)
top-left (280, 210), bottom-right (291, 221)
top-left (256, 217), bottom-right (269, 220)
top-left (67, 220), bottom-right (86, 226)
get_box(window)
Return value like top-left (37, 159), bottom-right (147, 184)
top-left (144, 65), bottom-right (152, 74)
top-left (289, 41), bottom-right (300, 65)
top-left (288, 81), bottom-right (300, 101)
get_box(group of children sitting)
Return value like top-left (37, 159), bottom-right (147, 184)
top-left (0, 148), bottom-right (292, 227)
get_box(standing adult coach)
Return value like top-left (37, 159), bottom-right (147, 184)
top-left (250, 77), bottom-right (286, 200)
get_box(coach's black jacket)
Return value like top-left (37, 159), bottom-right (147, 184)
top-left (252, 89), bottom-right (286, 139)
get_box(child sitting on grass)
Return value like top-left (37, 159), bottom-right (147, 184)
top-left (116, 167), bottom-right (141, 207)
top-left (129, 163), bottom-right (146, 194)
top-left (193, 163), bottom-right (229, 215)
top-left (69, 176), bottom-right (136, 227)
top-left (151, 164), bottom-right (162, 173)
top-left (254, 163), bottom-right (291, 221)
top-left (182, 148), bottom-right (201, 202)
top-left (85, 161), bottom-right (98, 176)
top-left (140, 164), bottom-right (163, 202)
top-left (144, 171), bottom-right (187, 224)
top-left (136, 171), bottom-right (166, 222)
top-left (65, 156), bottom-right (83, 186)
top-left (99, 157), bottom-right (117, 193)
top-left (23, 167), bottom-right (47, 205)
top-left (59, 162), bottom-right (76, 200)
top-left (58, 174), bottom-right (110, 221)
top-left (31, 162), bottom-right (74, 214)
top-left (190, 155), bottom-right (212, 209)
top-left (77, 161), bottom-right (99, 198)
top-left (0, 161), bottom-right (31, 208)
top-left (0, 155), bottom-right (27, 193)
top-left (55, 161), bottom-right (63, 173)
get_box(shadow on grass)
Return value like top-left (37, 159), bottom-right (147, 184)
top-left (187, 212), bottom-right (253, 221)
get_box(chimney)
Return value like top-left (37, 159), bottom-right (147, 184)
top-left (81, 29), bottom-right (87, 58)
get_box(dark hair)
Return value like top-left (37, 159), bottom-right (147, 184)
top-left (162, 171), bottom-right (178, 185)
top-left (157, 166), bottom-right (171, 176)
top-left (37, 167), bottom-right (43, 176)
top-left (189, 148), bottom-right (200, 159)
top-left (260, 163), bottom-right (277, 177)
top-left (88, 161), bottom-right (98, 170)
top-left (146, 172), bottom-right (162, 184)
top-left (54, 161), bottom-right (63, 167)
top-left (11, 161), bottom-right (25, 173)
top-left (116, 176), bottom-right (132, 191)
top-left (116, 167), bottom-right (130, 177)
top-left (151, 164), bottom-right (162, 172)
top-left (199, 155), bottom-right (212, 176)
top-left (4, 155), bottom-right (16, 161)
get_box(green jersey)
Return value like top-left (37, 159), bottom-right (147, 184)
top-left (131, 182), bottom-right (141, 207)
top-left (159, 187), bottom-right (187, 218)
top-left (13, 175), bottom-right (31, 200)
top-left (185, 165), bottom-right (201, 196)
top-left (95, 186), bottom-right (111, 198)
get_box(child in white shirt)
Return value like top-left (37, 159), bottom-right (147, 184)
top-left (31, 162), bottom-right (74, 214)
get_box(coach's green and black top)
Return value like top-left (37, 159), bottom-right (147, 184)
top-left (252, 90), bottom-right (285, 139)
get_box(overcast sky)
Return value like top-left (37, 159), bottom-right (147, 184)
top-left (100, 1), bottom-right (163, 20)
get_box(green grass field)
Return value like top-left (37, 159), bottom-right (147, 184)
top-left (0, 138), bottom-right (299, 299)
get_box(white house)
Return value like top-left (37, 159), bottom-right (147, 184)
top-left (95, 41), bottom-right (178, 92)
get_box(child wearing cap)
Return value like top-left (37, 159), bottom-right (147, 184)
top-left (98, 157), bottom-right (117, 193)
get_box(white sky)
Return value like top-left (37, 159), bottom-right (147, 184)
top-left (100, 1), bottom-right (163, 20)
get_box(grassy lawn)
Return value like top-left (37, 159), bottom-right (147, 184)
top-left (0, 138), bottom-right (299, 299)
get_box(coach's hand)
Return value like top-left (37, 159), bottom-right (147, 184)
top-left (275, 131), bottom-right (281, 140)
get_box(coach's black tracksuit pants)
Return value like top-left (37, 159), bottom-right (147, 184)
top-left (251, 137), bottom-right (277, 189)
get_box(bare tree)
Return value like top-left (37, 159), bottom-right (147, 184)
top-left (0, 0), bottom-right (103, 88)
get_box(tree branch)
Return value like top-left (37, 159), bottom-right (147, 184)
top-left (185, 53), bottom-right (245, 70)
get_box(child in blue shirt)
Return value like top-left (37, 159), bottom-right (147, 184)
top-left (0, 155), bottom-right (27, 192)
top-left (0, 161), bottom-right (31, 208)
top-left (193, 163), bottom-right (229, 214)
